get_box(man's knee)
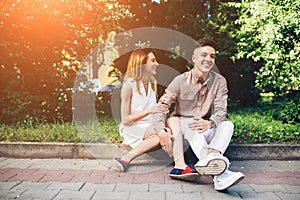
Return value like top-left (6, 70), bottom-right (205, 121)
top-left (219, 121), bottom-right (234, 129)
top-left (217, 121), bottom-right (234, 138)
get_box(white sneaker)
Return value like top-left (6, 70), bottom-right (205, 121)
top-left (195, 153), bottom-right (229, 176)
top-left (214, 170), bottom-right (245, 191)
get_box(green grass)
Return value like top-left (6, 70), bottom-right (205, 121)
top-left (229, 108), bottom-right (300, 144)
top-left (0, 117), bottom-right (122, 143)
top-left (0, 110), bottom-right (299, 144)
top-left (0, 121), bottom-right (79, 143)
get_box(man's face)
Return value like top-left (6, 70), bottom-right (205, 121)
top-left (192, 46), bottom-right (216, 74)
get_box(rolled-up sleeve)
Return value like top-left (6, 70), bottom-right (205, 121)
top-left (210, 77), bottom-right (228, 126)
top-left (153, 77), bottom-right (180, 132)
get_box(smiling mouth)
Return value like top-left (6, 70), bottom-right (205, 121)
top-left (202, 64), bottom-right (211, 68)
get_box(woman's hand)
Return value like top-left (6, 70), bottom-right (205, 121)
top-left (149, 102), bottom-right (169, 114)
top-left (158, 127), bottom-right (174, 157)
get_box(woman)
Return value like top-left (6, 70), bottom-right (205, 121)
top-left (113, 48), bottom-right (172, 172)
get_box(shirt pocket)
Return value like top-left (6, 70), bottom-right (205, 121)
top-left (179, 91), bottom-right (195, 110)
top-left (179, 92), bottom-right (195, 100)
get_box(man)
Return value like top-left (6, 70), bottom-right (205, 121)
top-left (154, 38), bottom-right (244, 191)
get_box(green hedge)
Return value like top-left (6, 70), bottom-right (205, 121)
top-left (0, 109), bottom-right (299, 144)
top-left (229, 109), bottom-right (299, 144)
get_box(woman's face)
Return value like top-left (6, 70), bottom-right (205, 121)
top-left (143, 52), bottom-right (159, 76)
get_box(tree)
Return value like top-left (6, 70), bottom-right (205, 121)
top-left (205, 0), bottom-right (260, 107)
top-left (229, 0), bottom-right (300, 94)
top-left (0, 0), bottom-right (131, 123)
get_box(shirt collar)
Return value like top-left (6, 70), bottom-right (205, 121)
top-left (191, 68), bottom-right (210, 85)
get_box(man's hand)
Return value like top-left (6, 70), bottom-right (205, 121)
top-left (188, 117), bottom-right (210, 133)
top-left (158, 128), bottom-right (174, 157)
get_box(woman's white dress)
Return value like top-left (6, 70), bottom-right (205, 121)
top-left (119, 79), bottom-right (157, 148)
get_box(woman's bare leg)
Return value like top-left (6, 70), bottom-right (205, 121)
top-left (167, 117), bottom-right (187, 169)
top-left (121, 134), bottom-right (160, 163)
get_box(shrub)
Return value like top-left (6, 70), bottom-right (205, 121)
top-left (0, 108), bottom-right (299, 144)
top-left (229, 108), bottom-right (300, 144)
top-left (271, 91), bottom-right (300, 124)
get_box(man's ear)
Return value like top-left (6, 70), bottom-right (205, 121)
top-left (192, 54), bottom-right (195, 62)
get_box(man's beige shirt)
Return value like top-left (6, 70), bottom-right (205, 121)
top-left (154, 68), bottom-right (229, 132)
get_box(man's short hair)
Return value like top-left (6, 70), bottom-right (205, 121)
top-left (195, 38), bottom-right (217, 50)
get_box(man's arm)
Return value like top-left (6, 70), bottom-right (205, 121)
top-left (153, 77), bottom-right (179, 133)
top-left (210, 77), bottom-right (229, 126)
top-left (153, 77), bottom-right (180, 157)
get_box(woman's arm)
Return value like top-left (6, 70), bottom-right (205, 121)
top-left (121, 82), bottom-right (168, 126)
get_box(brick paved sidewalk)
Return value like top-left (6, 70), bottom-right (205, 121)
top-left (0, 158), bottom-right (300, 199)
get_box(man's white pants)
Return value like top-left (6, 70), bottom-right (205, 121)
top-left (180, 117), bottom-right (234, 160)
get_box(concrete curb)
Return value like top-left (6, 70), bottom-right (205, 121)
top-left (0, 142), bottom-right (299, 160)
top-left (224, 144), bottom-right (300, 160)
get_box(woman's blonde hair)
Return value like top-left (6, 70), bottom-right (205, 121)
top-left (124, 48), bottom-right (157, 95)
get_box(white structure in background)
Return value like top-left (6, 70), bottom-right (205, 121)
top-left (77, 31), bottom-right (120, 95)
top-left (89, 78), bottom-right (102, 94)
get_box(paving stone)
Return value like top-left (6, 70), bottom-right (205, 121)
top-left (8, 172), bottom-right (45, 182)
top-left (132, 161), bottom-right (171, 173)
top-left (230, 161), bottom-right (279, 172)
top-left (20, 189), bottom-right (60, 200)
top-left (0, 171), bottom-right (17, 181)
top-left (114, 183), bottom-right (148, 192)
top-left (149, 183), bottom-right (182, 192)
top-left (7, 168), bottom-right (38, 175)
top-left (243, 171), bottom-right (300, 185)
top-left (54, 190), bottom-right (95, 200)
top-left (0, 158), bottom-right (8, 168)
top-left (1, 159), bottom-right (35, 169)
top-left (71, 174), bottom-right (104, 184)
top-left (275, 192), bottom-right (300, 200)
top-left (38, 170), bottom-right (75, 183)
top-left (182, 184), bottom-right (216, 193)
top-left (164, 176), bottom-right (182, 184)
top-left (163, 165), bottom-right (173, 172)
top-left (0, 182), bottom-right (26, 200)
top-left (227, 184), bottom-right (255, 193)
top-left (133, 171), bottom-right (165, 184)
top-left (238, 192), bottom-right (281, 200)
top-left (27, 159), bottom-right (66, 169)
top-left (202, 191), bottom-right (241, 200)
top-left (0, 168), bottom-right (9, 176)
top-left (249, 184), bottom-right (289, 193)
top-left (81, 159), bottom-right (110, 170)
top-left (0, 181), bottom-right (20, 190)
top-left (101, 173), bottom-right (134, 184)
top-left (129, 191), bottom-right (165, 200)
top-left (81, 183), bottom-right (116, 192)
top-left (46, 182), bottom-right (85, 191)
top-left (54, 160), bottom-right (88, 170)
top-left (13, 181), bottom-right (51, 191)
top-left (283, 185), bottom-right (300, 193)
top-left (1, 158), bottom-right (300, 199)
top-left (0, 189), bottom-right (26, 199)
top-left (232, 160), bottom-right (300, 173)
top-left (195, 175), bottom-right (214, 184)
top-left (92, 191), bottom-right (130, 200)
top-left (91, 169), bottom-right (118, 176)
top-left (30, 159), bottom-right (95, 170)
top-left (166, 191), bottom-right (203, 200)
